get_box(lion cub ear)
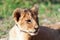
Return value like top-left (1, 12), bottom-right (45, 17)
top-left (31, 4), bottom-right (39, 13)
top-left (13, 8), bottom-right (21, 22)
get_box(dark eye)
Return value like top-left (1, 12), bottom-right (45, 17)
top-left (26, 20), bottom-right (31, 23)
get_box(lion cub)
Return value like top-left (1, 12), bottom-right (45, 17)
top-left (9, 5), bottom-right (39, 40)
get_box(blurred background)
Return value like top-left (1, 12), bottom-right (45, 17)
top-left (0, 0), bottom-right (60, 39)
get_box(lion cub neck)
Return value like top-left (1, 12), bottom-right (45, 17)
top-left (9, 25), bottom-right (31, 40)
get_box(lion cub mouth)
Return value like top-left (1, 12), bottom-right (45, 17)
top-left (29, 29), bottom-right (39, 36)
top-left (27, 28), bottom-right (39, 36)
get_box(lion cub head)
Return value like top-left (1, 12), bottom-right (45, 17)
top-left (13, 5), bottom-right (39, 36)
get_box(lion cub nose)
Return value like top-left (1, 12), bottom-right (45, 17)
top-left (34, 26), bottom-right (39, 31)
top-left (34, 28), bottom-right (38, 33)
top-left (35, 26), bottom-right (38, 29)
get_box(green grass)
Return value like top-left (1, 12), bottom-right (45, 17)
top-left (0, 0), bottom-right (60, 38)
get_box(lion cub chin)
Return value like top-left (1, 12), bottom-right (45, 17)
top-left (9, 4), bottom-right (39, 40)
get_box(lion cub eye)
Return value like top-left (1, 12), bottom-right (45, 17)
top-left (26, 20), bottom-right (31, 23)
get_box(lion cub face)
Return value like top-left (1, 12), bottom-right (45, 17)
top-left (13, 5), bottom-right (39, 35)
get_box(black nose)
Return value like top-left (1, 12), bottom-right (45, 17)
top-left (34, 28), bottom-right (38, 33)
